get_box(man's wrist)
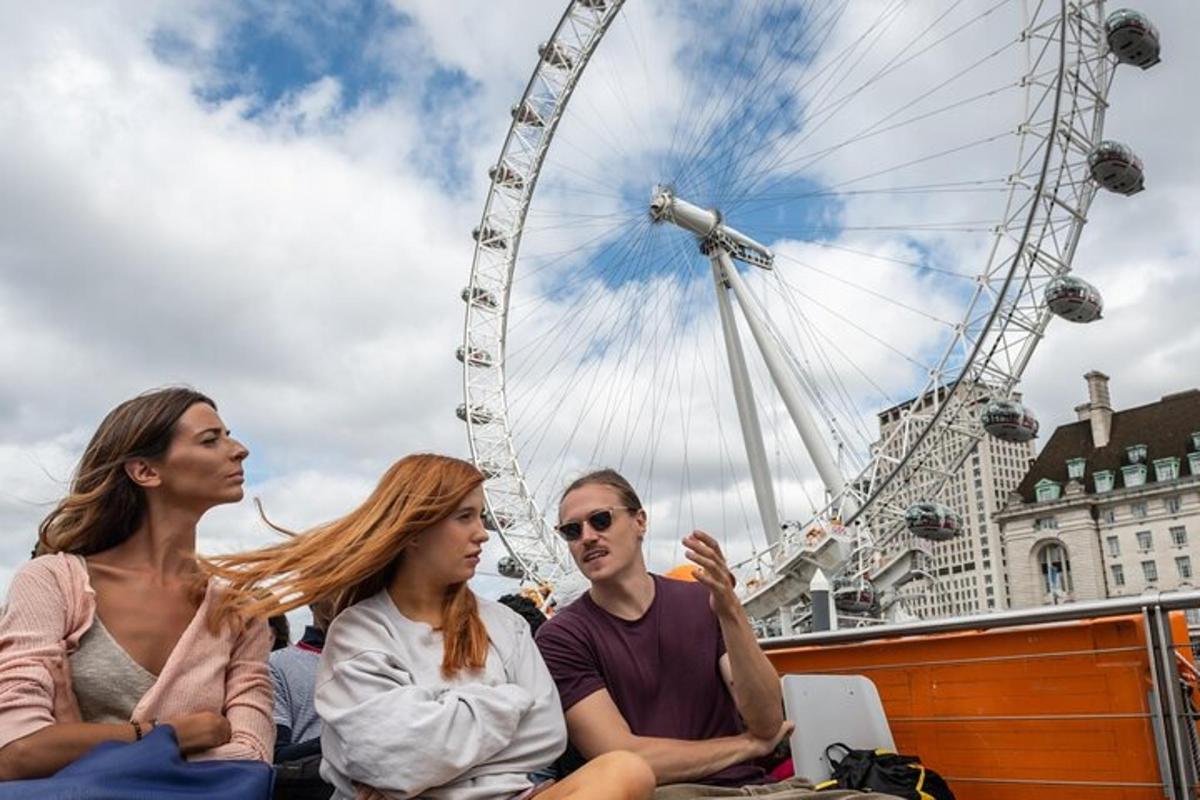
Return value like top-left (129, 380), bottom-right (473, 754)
top-left (713, 595), bottom-right (749, 624)
top-left (734, 730), bottom-right (764, 759)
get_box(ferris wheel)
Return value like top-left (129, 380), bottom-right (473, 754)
top-left (459, 0), bottom-right (1159, 625)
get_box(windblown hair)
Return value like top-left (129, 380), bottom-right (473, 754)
top-left (560, 468), bottom-right (643, 515)
top-left (38, 387), bottom-right (216, 557)
top-left (205, 454), bottom-right (489, 677)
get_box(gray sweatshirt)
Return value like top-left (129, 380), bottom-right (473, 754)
top-left (315, 590), bottom-right (567, 800)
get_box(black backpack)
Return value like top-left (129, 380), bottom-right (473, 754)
top-left (815, 743), bottom-right (955, 800)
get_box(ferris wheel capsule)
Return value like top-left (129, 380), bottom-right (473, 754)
top-left (538, 42), bottom-right (574, 71)
top-left (1105, 9), bottom-right (1161, 69)
top-left (473, 225), bottom-right (509, 250)
top-left (981, 398), bottom-right (1039, 442)
top-left (905, 502), bottom-right (963, 542)
top-left (456, 403), bottom-right (495, 425)
top-left (833, 581), bottom-right (877, 613)
top-left (461, 286), bottom-right (498, 310)
top-left (489, 162), bottom-right (525, 191)
top-left (1044, 275), bottom-right (1103, 323)
top-left (510, 101), bottom-right (545, 128)
top-left (497, 555), bottom-right (526, 580)
top-left (1088, 141), bottom-right (1145, 195)
top-left (456, 345), bottom-right (494, 368)
top-left (484, 510), bottom-right (512, 531)
top-left (477, 460), bottom-right (505, 479)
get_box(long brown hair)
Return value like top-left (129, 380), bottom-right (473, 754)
top-left (38, 387), bottom-right (216, 556)
top-left (205, 454), bottom-right (489, 677)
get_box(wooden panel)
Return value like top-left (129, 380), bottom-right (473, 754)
top-left (764, 612), bottom-right (1191, 799)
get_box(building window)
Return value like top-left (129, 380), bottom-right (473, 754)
top-left (1142, 560), bottom-right (1159, 584)
top-left (1136, 530), bottom-right (1153, 552)
top-left (1131, 502), bottom-right (1148, 518)
top-left (1035, 516), bottom-right (1058, 531)
top-left (1066, 457), bottom-right (1086, 480)
top-left (1035, 479), bottom-right (1062, 502)
top-left (1177, 556), bottom-right (1192, 581)
top-left (1111, 564), bottom-right (1125, 587)
top-left (1122, 464), bottom-right (1147, 488)
top-left (1166, 496), bottom-right (1182, 514)
top-left (1106, 535), bottom-right (1120, 557)
top-left (1039, 543), bottom-right (1073, 600)
top-left (1171, 526), bottom-right (1189, 547)
top-left (1154, 457), bottom-right (1181, 482)
top-left (1126, 444), bottom-right (1148, 464)
top-left (1102, 507), bottom-right (1117, 524)
top-left (1094, 470), bottom-right (1115, 493)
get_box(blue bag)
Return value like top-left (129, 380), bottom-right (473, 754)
top-left (0, 724), bottom-right (274, 799)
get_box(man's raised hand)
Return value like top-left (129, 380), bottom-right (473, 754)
top-left (682, 530), bottom-right (739, 616)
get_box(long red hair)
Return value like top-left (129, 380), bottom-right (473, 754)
top-left (205, 454), bottom-right (489, 676)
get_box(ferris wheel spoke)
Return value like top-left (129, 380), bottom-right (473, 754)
top-left (703, 0), bottom-right (914, 205)
top-left (694, 1), bottom-right (855, 206)
top-left (672, 0), bottom-right (859, 200)
top-left (726, 77), bottom-right (1022, 211)
top-left (764, 273), bottom-right (897, 433)
top-left (727, 50), bottom-right (1023, 212)
top-left (506, 221), bottom-right (660, 400)
top-left (733, 176), bottom-right (1013, 207)
top-left (508, 227), bottom-right (681, 479)
top-left (666, 0), bottom-right (814, 194)
top-left (753, 272), bottom-right (881, 460)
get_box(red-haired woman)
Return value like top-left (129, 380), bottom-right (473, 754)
top-left (207, 454), bottom-right (653, 800)
top-left (0, 388), bottom-right (273, 780)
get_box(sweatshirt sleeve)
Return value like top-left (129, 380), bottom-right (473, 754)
top-left (316, 648), bottom-right (534, 798)
top-left (0, 561), bottom-right (72, 749)
top-left (193, 617), bottom-right (275, 762)
top-left (483, 620), bottom-right (567, 773)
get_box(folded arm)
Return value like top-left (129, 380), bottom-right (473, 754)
top-left (193, 617), bottom-right (275, 762)
top-left (0, 562), bottom-right (143, 779)
top-left (316, 649), bottom-right (534, 797)
top-left (564, 688), bottom-right (786, 785)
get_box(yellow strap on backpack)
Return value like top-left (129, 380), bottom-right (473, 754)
top-left (909, 762), bottom-right (934, 800)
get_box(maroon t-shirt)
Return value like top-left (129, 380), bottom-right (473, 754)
top-left (534, 574), bottom-right (766, 786)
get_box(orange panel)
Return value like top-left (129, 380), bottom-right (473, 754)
top-left (764, 612), bottom-right (1190, 800)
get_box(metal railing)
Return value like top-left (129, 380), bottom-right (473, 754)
top-left (762, 590), bottom-right (1200, 799)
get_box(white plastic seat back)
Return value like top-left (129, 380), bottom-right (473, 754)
top-left (782, 674), bottom-right (895, 783)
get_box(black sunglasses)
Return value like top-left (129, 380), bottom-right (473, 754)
top-left (556, 507), bottom-right (637, 542)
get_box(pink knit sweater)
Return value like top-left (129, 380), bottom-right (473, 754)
top-left (0, 553), bottom-right (274, 761)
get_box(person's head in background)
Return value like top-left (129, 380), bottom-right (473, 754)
top-left (268, 614), bottom-right (290, 651)
top-left (497, 593), bottom-right (547, 636)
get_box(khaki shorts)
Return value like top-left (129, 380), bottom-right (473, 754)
top-left (653, 777), bottom-right (902, 799)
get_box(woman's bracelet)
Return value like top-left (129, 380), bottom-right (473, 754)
top-left (131, 720), bottom-right (144, 741)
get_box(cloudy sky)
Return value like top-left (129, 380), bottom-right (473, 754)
top-left (1, 1), bottom-right (1195, 612)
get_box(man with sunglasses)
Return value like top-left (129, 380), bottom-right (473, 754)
top-left (534, 469), bottom-right (794, 792)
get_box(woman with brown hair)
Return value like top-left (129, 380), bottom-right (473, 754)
top-left (0, 387), bottom-right (274, 780)
top-left (206, 453), bottom-right (653, 800)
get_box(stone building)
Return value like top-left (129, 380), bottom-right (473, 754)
top-left (875, 386), bottom-right (1036, 618)
top-left (998, 372), bottom-right (1200, 608)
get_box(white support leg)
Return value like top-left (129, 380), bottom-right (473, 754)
top-left (711, 258), bottom-right (782, 547)
top-left (717, 252), bottom-right (849, 504)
